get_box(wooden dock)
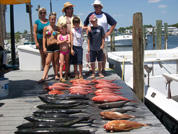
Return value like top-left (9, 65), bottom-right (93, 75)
top-left (0, 68), bottom-right (169, 134)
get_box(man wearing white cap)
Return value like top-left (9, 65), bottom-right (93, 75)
top-left (84, 0), bottom-right (117, 76)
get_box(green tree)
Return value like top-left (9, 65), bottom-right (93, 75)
top-left (23, 30), bottom-right (28, 34)
top-left (118, 27), bottom-right (126, 33)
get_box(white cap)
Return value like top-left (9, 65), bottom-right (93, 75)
top-left (92, 0), bottom-right (103, 8)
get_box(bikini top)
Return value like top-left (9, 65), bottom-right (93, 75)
top-left (46, 30), bottom-right (58, 36)
top-left (59, 34), bottom-right (68, 41)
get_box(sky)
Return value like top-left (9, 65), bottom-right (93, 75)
top-left (5, 0), bottom-right (178, 33)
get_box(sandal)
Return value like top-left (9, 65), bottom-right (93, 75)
top-left (74, 75), bottom-right (79, 79)
top-left (55, 76), bottom-right (60, 80)
top-left (65, 75), bottom-right (70, 80)
top-left (99, 73), bottom-right (104, 78)
top-left (90, 74), bottom-right (95, 79)
top-left (38, 79), bottom-right (45, 83)
top-left (60, 78), bottom-right (66, 83)
top-left (79, 75), bottom-right (83, 79)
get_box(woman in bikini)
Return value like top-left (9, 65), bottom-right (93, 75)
top-left (38, 12), bottom-right (60, 83)
top-left (57, 24), bottom-right (70, 82)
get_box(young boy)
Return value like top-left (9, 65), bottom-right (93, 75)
top-left (70, 17), bottom-right (87, 79)
top-left (87, 14), bottom-right (105, 78)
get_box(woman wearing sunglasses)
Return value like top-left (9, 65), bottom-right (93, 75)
top-left (33, 7), bottom-right (49, 70)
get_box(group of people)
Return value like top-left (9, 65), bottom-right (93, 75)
top-left (34, 0), bottom-right (117, 83)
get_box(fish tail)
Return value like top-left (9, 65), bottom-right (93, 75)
top-left (143, 123), bottom-right (152, 126)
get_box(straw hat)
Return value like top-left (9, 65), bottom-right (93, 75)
top-left (62, 2), bottom-right (75, 13)
top-left (92, 0), bottom-right (103, 8)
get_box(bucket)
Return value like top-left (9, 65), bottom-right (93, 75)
top-left (0, 78), bottom-right (9, 97)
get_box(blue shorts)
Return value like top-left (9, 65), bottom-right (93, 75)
top-left (70, 46), bottom-right (83, 65)
top-left (90, 49), bottom-right (103, 63)
top-left (47, 44), bottom-right (59, 53)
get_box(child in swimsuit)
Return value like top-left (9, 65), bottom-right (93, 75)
top-left (57, 23), bottom-right (70, 82)
top-left (38, 12), bottom-right (60, 83)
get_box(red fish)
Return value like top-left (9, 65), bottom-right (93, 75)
top-left (92, 95), bottom-right (129, 102)
top-left (45, 86), bottom-right (69, 91)
top-left (92, 78), bottom-right (118, 83)
top-left (95, 84), bottom-right (122, 89)
top-left (48, 90), bottom-right (64, 95)
top-left (52, 83), bottom-right (71, 87)
top-left (95, 92), bottom-right (122, 96)
top-left (103, 120), bottom-right (149, 132)
top-left (70, 79), bottom-right (91, 84)
top-left (100, 111), bottom-right (135, 120)
top-left (72, 83), bottom-right (94, 88)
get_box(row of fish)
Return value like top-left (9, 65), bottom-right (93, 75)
top-left (90, 78), bottom-right (150, 132)
top-left (15, 90), bottom-right (95, 134)
top-left (15, 78), bottom-right (150, 133)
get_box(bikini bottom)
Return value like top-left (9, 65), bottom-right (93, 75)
top-left (60, 50), bottom-right (70, 55)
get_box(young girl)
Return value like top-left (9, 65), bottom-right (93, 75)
top-left (57, 24), bottom-right (70, 82)
top-left (38, 12), bottom-right (60, 83)
top-left (70, 17), bottom-right (87, 79)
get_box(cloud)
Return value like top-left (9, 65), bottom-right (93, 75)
top-left (161, 11), bottom-right (166, 13)
top-left (158, 5), bottom-right (168, 8)
top-left (148, 0), bottom-right (161, 3)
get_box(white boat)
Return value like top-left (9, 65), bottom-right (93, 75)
top-left (108, 34), bottom-right (132, 46)
top-left (107, 48), bottom-right (178, 133)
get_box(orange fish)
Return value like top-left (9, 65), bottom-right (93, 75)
top-left (48, 90), bottom-right (64, 95)
top-left (100, 111), bottom-right (135, 120)
top-left (70, 79), bottom-right (91, 84)
top-left (92, 78), bottom-right (117, 83)
top-left (103, 120), bottom-right (149, 132)
top-left (92, 95), bottom-right (129, 102)
top-left (52, 83), bottom-right (71, 87)
top-left (45, 86), bottom-right (69, 91)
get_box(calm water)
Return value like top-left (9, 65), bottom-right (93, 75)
top-left (112, 35), bottom-right (178, 52)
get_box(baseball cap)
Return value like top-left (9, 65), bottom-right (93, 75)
top-left (89, 14), bottom-right (97, 21)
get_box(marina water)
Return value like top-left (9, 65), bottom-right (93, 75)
top-left (113, 35), bottom-right (178, 52)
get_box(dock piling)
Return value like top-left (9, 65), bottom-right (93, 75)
top-left (156, 20), bottom-right (162, 49)
top-left (132, 12), bottom-right (144, 102)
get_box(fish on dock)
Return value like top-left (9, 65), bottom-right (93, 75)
top-left (24, 116), bottom-right (79, 123)
top-left (103, 120), bottom-right (150, 132)
top-left (15, 127), bottom-right (93, 134)
top-left (100, 111), bottom-right (135, 120)
top-left (33, 109), bottom-right (84, 114)
top-left (38, 94), bottom-right (89, 100)
top-left (35, 103), bottom-right (80, 109)
top-left (92, 95), bottom-right (130, 102)
top-left (17, 117), bottom-right (89, 129)
top-left (97, 101), bottom-right (130, 109)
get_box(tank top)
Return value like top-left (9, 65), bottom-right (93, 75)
top-left (71, 27), bottom-right (83, 47)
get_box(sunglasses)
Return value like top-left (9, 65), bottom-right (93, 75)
top-left (94, 5), bottom-right (100, 8)
top-left (40, 12), bottom-right (46, 15)
top-left (66, 7), bottom-right (74, 10)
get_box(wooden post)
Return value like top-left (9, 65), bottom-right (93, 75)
top-left (143, 25), bottom-right (146, 46)
top-left (112, 30), bottom-right (115, 51)
top-left (133, 12), bottom-right (144, 102)
top-left (152, 27), bottom-right (155, 47)
top-left (0, 4), bottom-right (6, 48)
top-left (164, 23), bottom-right (168, 49)
top-left (156, 20), bottom-right (162, 49)
top-left (110, 33), bottom-right (113, 51)
top-left (27, 2), bottom-right (34, 42)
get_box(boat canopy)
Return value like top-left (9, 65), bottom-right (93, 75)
top-left (0, 0), bottom-right (30, 5)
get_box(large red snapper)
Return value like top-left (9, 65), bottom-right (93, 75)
top-left (103, 120), bottom-right (149, 132)
top-left (92, 95), bottom-right (129, 102)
